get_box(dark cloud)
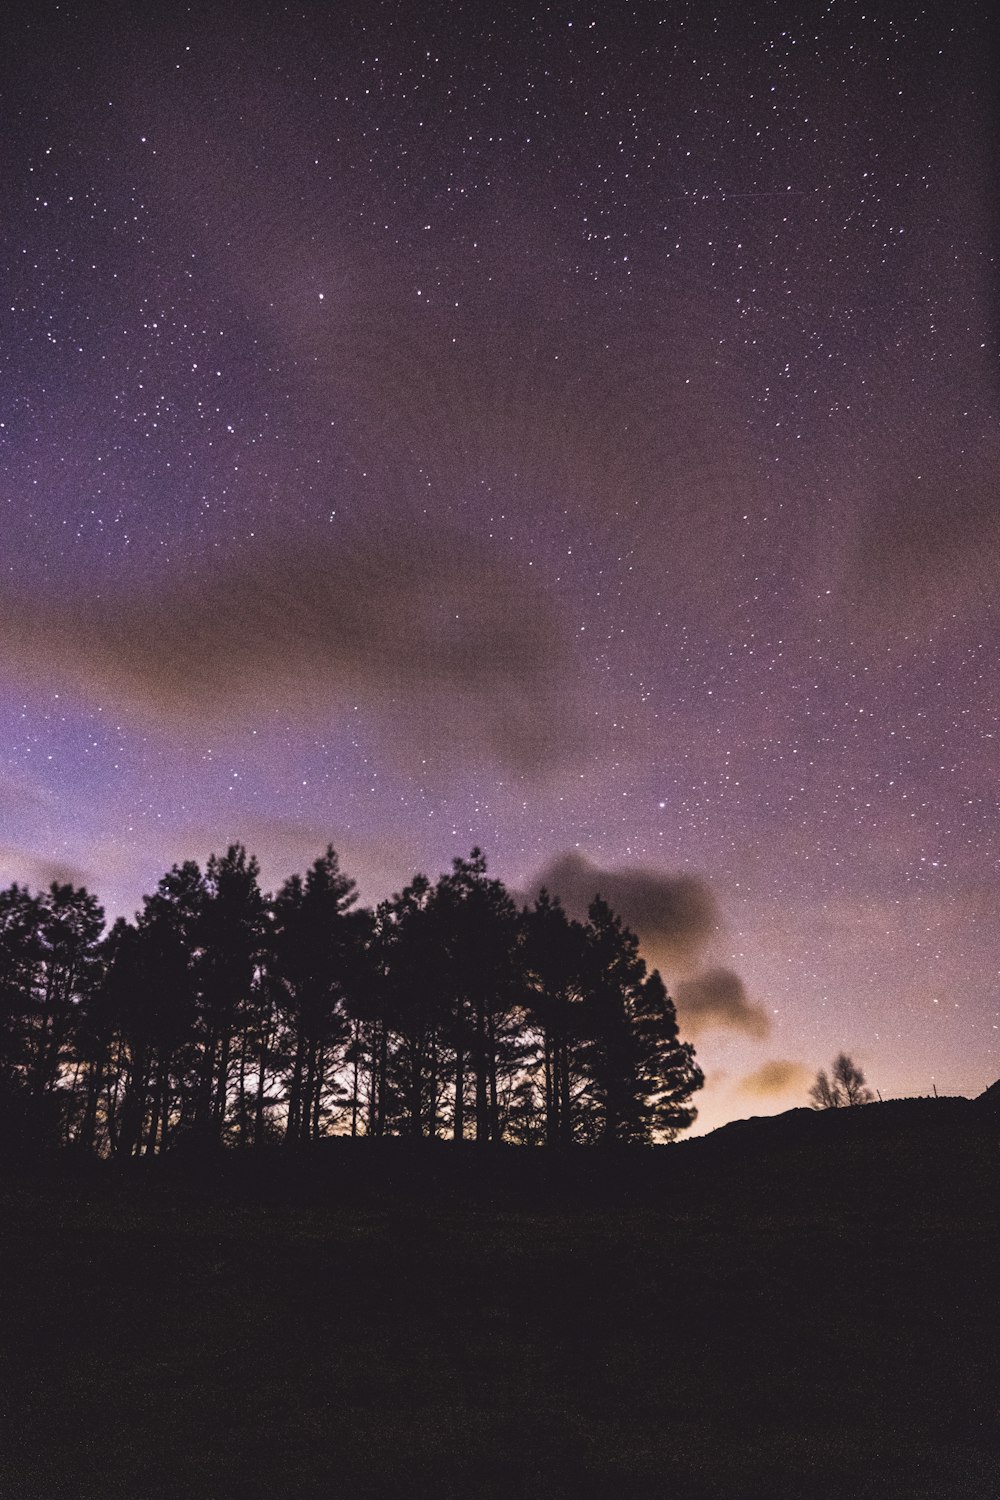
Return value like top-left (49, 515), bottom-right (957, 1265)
top-left (525, 851), bottom-right (719, 967)
top-left (674, 967), bottom-right (771, 1039)
top-left (2, 525), bottom-right (583, 776)
top-left (737, 1059), bottom-right (811, 1097)
top-left (0, 845), bottom-right (92, 892)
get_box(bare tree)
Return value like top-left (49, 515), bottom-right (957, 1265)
top-left (834, 1051), bottom-right (873, 1106)
top-left (809, 1052), bottom-right (874, 1109)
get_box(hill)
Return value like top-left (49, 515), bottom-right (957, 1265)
top-left (0, 1094), bottom-right (996, 1499)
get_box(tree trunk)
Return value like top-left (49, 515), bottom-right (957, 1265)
top-left (311, 1043), bottom-right (325, 1140)
top-left (29, 963), bottom-right (58, 1099)
top-left (117, 1045), bottom-right (149, 1158)
top-left (487, 1009), bottom-right (499, 1144)
top-left (155, 1056), bottom-right (171, 1153)
top-left (367, 1023), bottom-right (378, 1137)
top-left (428, 1030), bottom-right (438, 1140)
top-left (286, 1025), bottom-right (305, 1143)
top-left (375, 1026), bottom-right (388, 1138)
top-left (474, 998), bottom-right (489, 1143)
top-left (453, 1011), bottom-right (465, 1142)
top-left (235, 1031), bottom-right (248, 1146)
top-left (559, 1040), bottom-right (573, 1145)
top-left (62, 1060), bottom-right (81, 1144)
top-left (453, 1053), bottom-right (465, 1141)
top-left (105, 1050), bottom-right (122, 1154)
top-left (213, 1027), bottom-right (231, 1142)
top-left (350, 1020), bottom-right (360, 1138)
top-left (254, 1018), bottom-right (268, 1147)
top-left (408, 1035), bottom-right (424, 1138)
top-left (302, 1037), bottom-right (317, 1145)
top-left (79, 1054), bottom-right (105, 1153)
top-left (144, 1056), bottom-right (162, 1155)
top-left (196, 1026), bottom-right (218, 1141)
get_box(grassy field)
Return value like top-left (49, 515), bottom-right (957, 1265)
top-left (0, 1105), bottom-right (996, 1498)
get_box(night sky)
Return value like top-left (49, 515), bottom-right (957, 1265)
top-left (2, 2), bottom-right (996, 1132)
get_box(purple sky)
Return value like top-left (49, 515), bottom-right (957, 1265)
top-left (2, 2), bottom-right (996, 1132)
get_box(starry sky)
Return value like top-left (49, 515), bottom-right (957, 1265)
top-left (2, 1), bottom-right (997, 1132)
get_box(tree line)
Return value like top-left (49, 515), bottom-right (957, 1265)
top-left (0, 845), bottom-right (704, 1156)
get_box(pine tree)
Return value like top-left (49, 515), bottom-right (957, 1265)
top-left (631, 969), bottom-right (703, 1141)
top-left (0, 884), bottom-right (43, 1088)
top-left (578, 899), bottom-right (702, 1144)
top-left (273, 847), bottom-right (360, 1144)
top-left (437, 850), bottom-right (522, 1144)
top-left (521, 891), bottom-right (589, 1145)
top-left (376, 875), bottom-right (451, 1138)
top-left (29, 883), bottom-right (105, 1110)
top-left (195, 846), bottom-right (267, 1146)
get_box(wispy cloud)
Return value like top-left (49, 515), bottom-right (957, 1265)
top-left (2, 524), bottom-right (584, 776)
top-left (674, 967), bottom-right (771, 1039)
top-left (0, 845), bottom-right (93, 892)
top-left (737, 1058), bottom-right (811, 1097)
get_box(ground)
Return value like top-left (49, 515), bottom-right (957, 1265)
top-left (0, 1102), bottom-right (996, 1498)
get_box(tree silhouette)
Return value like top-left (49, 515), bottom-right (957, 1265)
top-left (0, 844), bottom-right (705, 1154)
top-left (104, 861), bottom-right (208, 1157)
top-left (436, 850), bottom-right (523, 1144)
top-left (273, 847), bottom-right (360, 1145)
top-left (809, 1052), bottom-right (874, 1109)
top-left (521, 890), bottom-right (589, 1145)
top-left (374, 874), bottom-right (450, 1138)
top-left (576, 897), bottom-right (649, 1143)
top-left (191, 846), bottom-right (267, 1146)
top-left (72, 916), bottom-right (127, 1154)
top-left (28, 883), bottom-right (105, 1113)
top-left (0, 884), bottom-right (42, 1090)
top-left (575, 898), bottom-right (703, 1144)
top-left (631, 968), bottom-right (704, 1142)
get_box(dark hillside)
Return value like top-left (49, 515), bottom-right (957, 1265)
top-left (0, 1097), bottom-right (996, 1499)
top-left (671, 1094), bottom-right (997, 1213)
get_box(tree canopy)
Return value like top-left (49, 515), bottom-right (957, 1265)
top-left (0, 845), bottom-right (704, 1155)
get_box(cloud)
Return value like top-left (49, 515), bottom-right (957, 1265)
top-left (737, 1059), bottom-right (811, 1097)
top-left (0, 772), bottom-right (55, 818)
top-left (674, 967), bottom-right (771, 1039)
top-left (836, 430), bottom-right (1000, 636)
top-left (525, 851), bottom-right (720, 968)
top-left (1, 524), bottom-right (584, 776)
top-left (0, 845), bottom-right (93, 893)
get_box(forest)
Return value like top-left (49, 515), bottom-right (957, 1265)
top-left (0, 844), bottom-right (704, 1156)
